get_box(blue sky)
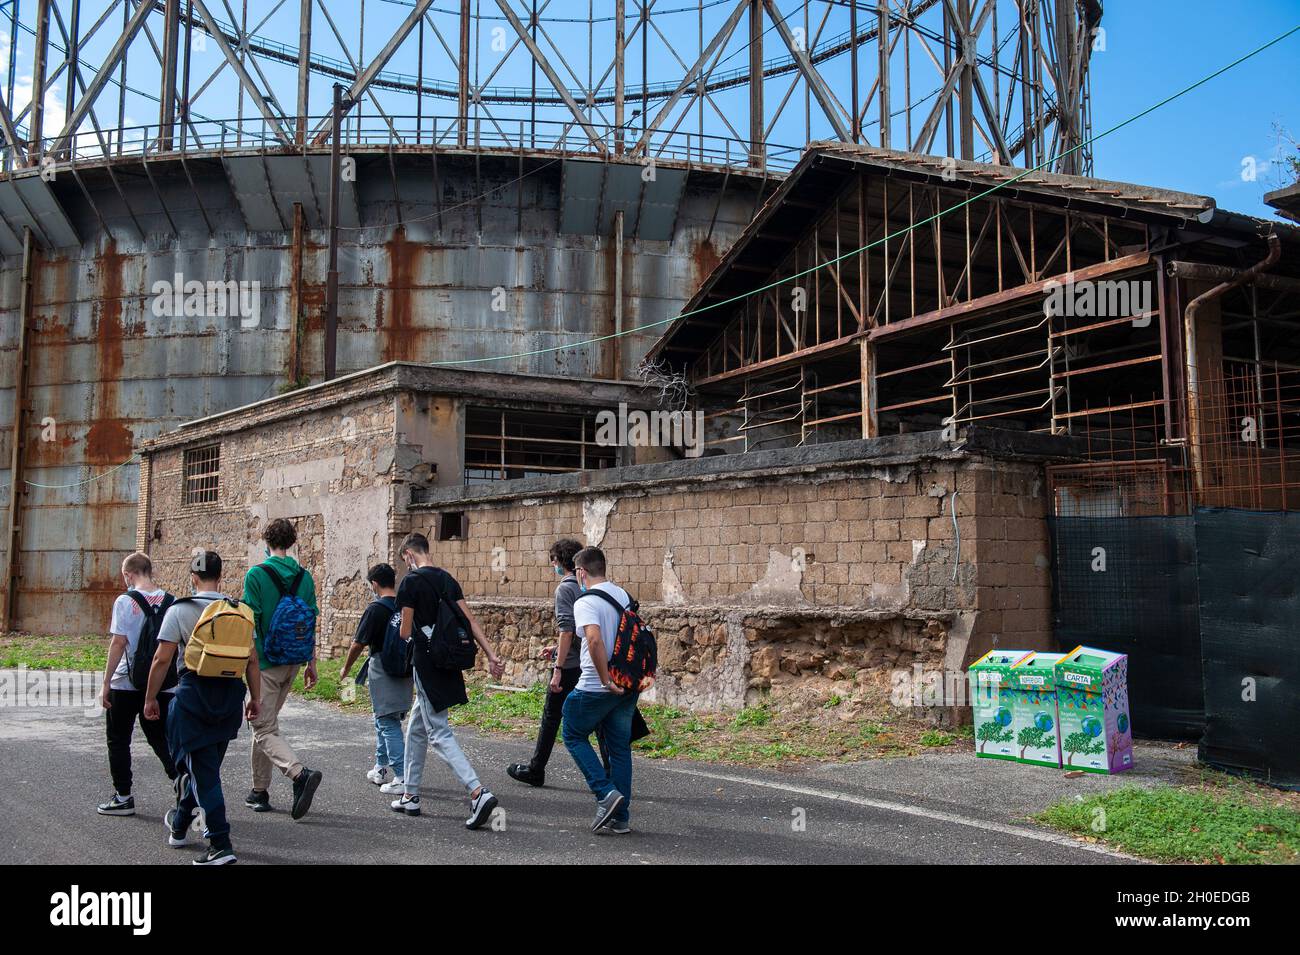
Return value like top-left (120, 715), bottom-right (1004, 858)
top-left (1083, 0), bottom-right (1300, 218)
top-left (1, 1), bottom-right (1296, 218)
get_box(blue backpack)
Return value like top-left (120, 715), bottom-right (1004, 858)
top-left (258, 563), bottom-right (317, 665)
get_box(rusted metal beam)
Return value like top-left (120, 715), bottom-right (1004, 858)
top-left (869, 252), bottom-right (1153, 341)
top-left (3, 229), bottom-right (35, 632)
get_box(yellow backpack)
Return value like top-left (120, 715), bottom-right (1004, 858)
top-left (183, 597), bottom-right (256, 678)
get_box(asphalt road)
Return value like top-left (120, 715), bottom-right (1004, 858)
top-left (0, 671), bottom-right (1147, 865)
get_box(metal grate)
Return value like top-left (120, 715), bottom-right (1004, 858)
top-left (183, 445), bottom-right (221, 506)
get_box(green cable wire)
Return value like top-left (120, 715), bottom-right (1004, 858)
top-left (428, 22), bottom-right (1300, 367)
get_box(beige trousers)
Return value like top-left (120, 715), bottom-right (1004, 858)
top-left (250, 663), bottom-right (304, 790)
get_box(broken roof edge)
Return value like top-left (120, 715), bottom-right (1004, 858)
top-left (136, 361), bottom-right (658, 454)
top-left (408, 425), bottom-right (1088, 510)
top-left (648, 142), bottom-right (1300, 364)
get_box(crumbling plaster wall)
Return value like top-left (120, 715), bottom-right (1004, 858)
top-left (140, 393), bottom-right (400, 647)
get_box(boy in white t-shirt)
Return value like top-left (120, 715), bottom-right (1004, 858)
top-left (561, 546), bottom-right (638, 834)
top-left (96, 552), bottom-right (179, 816)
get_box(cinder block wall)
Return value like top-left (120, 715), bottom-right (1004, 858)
top-left (402, 439), bottom-right (1057, 715)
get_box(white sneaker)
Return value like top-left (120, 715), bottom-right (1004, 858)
top-left (379, 777), bottom-right (404, 795)
top-left (366, 765), bottom-right (392, 785)
top-left (391, 794), bottom-right (420, 816)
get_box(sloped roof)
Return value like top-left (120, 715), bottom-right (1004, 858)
top-left (650, 143), bottom-right (1299, 365)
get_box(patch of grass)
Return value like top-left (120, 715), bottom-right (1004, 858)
top-left (290, 656), bottom-right (371, 712)
top-left (919, 730), bottom-right (955, 747)
top-left (731, 704), bottom-right (774, 728)
top-left (823, 694), bottom-right (842, 709)
top-left (1038, 784), bottom-right (1300, 864)
top-left (0, 634), bottom-right (106, 671)
top-left (450, 680), bottom-right (548, 733)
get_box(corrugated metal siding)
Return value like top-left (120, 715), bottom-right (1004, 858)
top-left (0, 151), bottom-right (769, 632)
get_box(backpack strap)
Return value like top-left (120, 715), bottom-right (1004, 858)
top-left (575, 588), bottom-right (628, 616)
top-left (259, 563), bottom-right (305, 599)
top-left (126, 589), bottom-right (172, 619)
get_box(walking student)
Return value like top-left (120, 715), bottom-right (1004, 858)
top-left (340, 563), bottom-right (412, 795)
top-left (97, 552), bottom-right (179, 816)
top-left (390, 532), bottom-right (504, 829)
top-left (242, 518), bottom-right (323, 819)
top-left (505, 538), bottom-right (605, 787)
top-left (143, 551), bottom-right (262, 865)
top-left (562, 547), bottom-right (641, 834)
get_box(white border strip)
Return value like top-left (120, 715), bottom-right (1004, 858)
top-left (656, 764), bottom-right (1140, 862)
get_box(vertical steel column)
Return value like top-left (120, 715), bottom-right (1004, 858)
top-left (3, 229), bottom-right (35, 632)
top-left (614, 0), bottom-right (625, 154)
top-left (957, 0), bottom-right (972, 160)
top-left (849, 0), bottom-right (858, 143)
top-left (457, 0), bottom-right (470, 147)
top-left (30, 0), bottom-right (50, 160)
top-left (160, 0), bottom-right (180, 151)
top-left (181, 0), bottom-right (193, 148)
top-left (747, 0), bottom-right (763, 166)
top-left (877, 0), bottom-right (889, 148)
top-left (610, 209), bottom-right (625, 379)
top-left (324, 84), bottom-right (349, 381)
top-left (288, 202), bottom-right (305, 384)
top-left (67, 0), bottom-right (81, 119)
top-left (297, 0), bottom-right (312, 144)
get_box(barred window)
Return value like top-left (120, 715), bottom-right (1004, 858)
top-left (183, 444), bottom-right (221, 505)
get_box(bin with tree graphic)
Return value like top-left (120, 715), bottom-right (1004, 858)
top-left (968, 649), bottom-right (1033, 760)
top-left (1054, 646), bottom-right (1134, 774)
top-left (1008, 652), bottom-right (1066, 767)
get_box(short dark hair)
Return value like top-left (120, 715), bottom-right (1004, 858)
top-left (263, 518), bottom-right (297, 551)
top-left (367, 563), bottom-right (396, 588)
top-left (400, 532), bottom-right (429, 556)
top-left (549, 538), bottom-right (583, 573)
top-left (573, 546), bottom-right (606, 578)
top-left (191, 550), bottom-right (222, 583)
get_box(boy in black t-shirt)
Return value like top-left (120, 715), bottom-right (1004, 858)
top-left (341, 564), bottom-right (413, 792)
top-left (390, 533), bottom-right (506, 830)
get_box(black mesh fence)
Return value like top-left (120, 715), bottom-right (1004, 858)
top-left (1048, 516), bottom-right (1202, 740)
top-left (1195, 508), bottom-right (1300, 791)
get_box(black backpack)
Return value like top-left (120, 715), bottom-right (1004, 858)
top-left (410, 567), bottom-right (477, 671)
top-left (125, 591), bottom-right (177, 692)
top-left (576, 588), bottom-right (657, 692)
top-left (374, 597), bottom-right (413, 678)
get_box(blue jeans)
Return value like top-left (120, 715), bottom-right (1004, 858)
top-left (562, 689), bottom-right (638, 824)
top-left (375, 713), bottom-right (406, 776)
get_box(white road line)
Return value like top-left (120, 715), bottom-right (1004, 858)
top-left (654, 764), bottom-right (1139, 861)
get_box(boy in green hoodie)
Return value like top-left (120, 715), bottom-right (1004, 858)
top-left (242, 518), bottom-right (323, 819)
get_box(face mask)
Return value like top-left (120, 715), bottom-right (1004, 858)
top-left (553, 565), bottom-right (563, 576)
top-left (264, 547), bottom-right (271, 558)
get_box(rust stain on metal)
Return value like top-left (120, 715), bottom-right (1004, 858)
top-left (381, 226), bottom-right (424, 363)
top-left (691, 236), bottom-right (722, 293)
top-left (84, 240), bottom-right (134, 465)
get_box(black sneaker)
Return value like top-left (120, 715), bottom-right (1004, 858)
top-left (591, 789), bottom-right (625, 832)
top-left (465, 789), bottom-right (499, 830)
top-left (605, 820), bottom-right (631, 835)
top-left (96, 794), bottom-right (135, 816)
top-left (244, 789), bottom-right (272, 812)
top-left (506, 763), bottom-right (545, 787)
top-left (291, 768), bottom-right (322, 821)
top-left (193, 846), bottom-right (237, 866)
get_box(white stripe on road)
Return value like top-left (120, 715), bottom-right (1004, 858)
top-left (654, 764), bottom-right (1138, 861)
